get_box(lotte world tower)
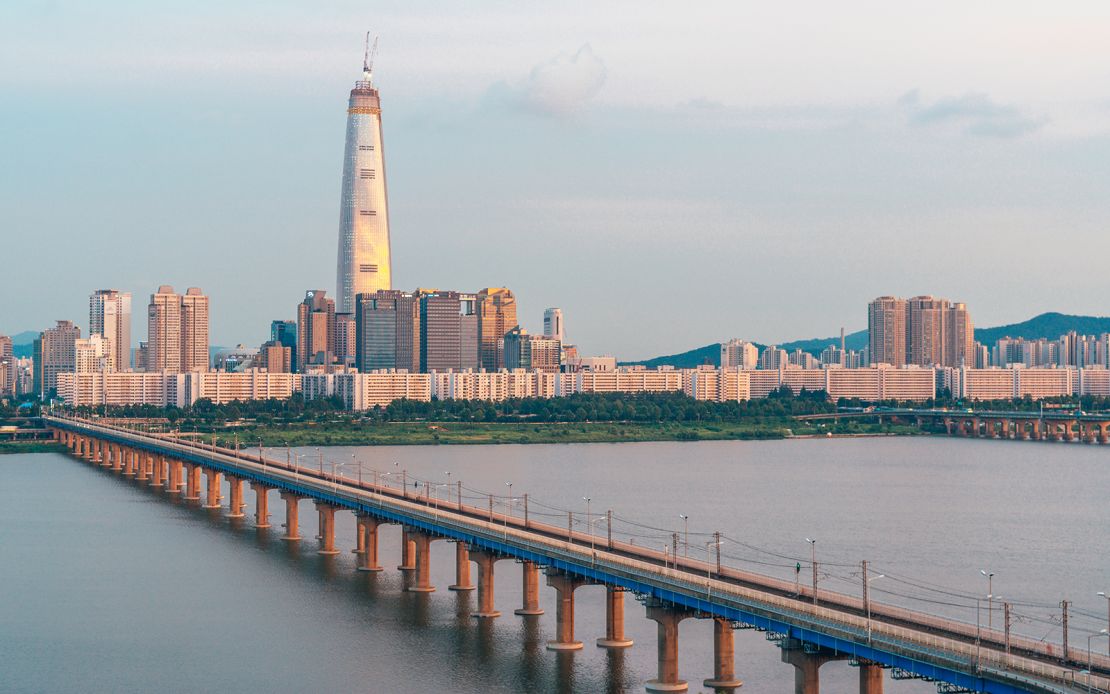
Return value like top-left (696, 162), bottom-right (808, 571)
top-left (335, 40), bottom-right (392, 314)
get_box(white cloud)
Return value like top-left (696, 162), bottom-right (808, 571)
top-left (898, 90), bottom-right (1048, 138)
top-left (495, 44), bottom-right (607, 116)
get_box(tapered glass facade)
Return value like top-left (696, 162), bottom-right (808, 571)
top-left (336, 71), bottom-right (392, 315)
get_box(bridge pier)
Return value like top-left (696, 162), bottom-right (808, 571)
top-left (135, 451), bottom-right (149, 482)
top-left (406, 531), bottom-right (436, 592)
top-left (780, 639), bottom-right (846, 694)
top-left (397, 528), bottom-right (416, 571)
top-left (356, 516), bottom-right (382, 572)
top-left (703, 617), bottom-right (742, 691)
top-left (123, 446), bottom-right (136, 477)
top-left (545, 571), bottom-right (587, 650)
top-left (515, 560), bottom-right (544, 615)
top-left (226, 476), bottom-right (245, 518)
top-left (279, 492), bottom-right (302, 541)
top-left (645, 603), bottom-right (691, 692)
top-left (166, 459), bottom-right (182, 494)
top-left (250, 483), bottom-right (271, 527)
top-left (470, 549), bottom-right (501, 618)
top-left (597, 586), bottom-right (633, 648)
top-left (448, 541), bottom-right (473, 590)
top-left (859, 659), bottom-right (884, 694)
top-left (203, 469), bottom-right (222, 509)
top-left (314, 502), bottom-right (341, 555)
top-left (150, 455), bottom-right (165, 488)
top-left (184, 463), bottom-right (201, 501)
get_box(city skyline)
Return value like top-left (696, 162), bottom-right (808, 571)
top-left (3, 3), bottom-right (1110, 359)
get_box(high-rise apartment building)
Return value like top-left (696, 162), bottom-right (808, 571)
top-left (147, 286), bottom-right (182, 372)
top-left (147, 286), bottom-right (210, 373)
top-left (34, 320), bottom-right (80, 397)
top-left (335, 313), bottom-right (357, 367)
top-left (0, 335), bottom-right (13, 397)
top-left (74, 334), bottom-right (109, 373)
top-left (720, 339), bottom-right (759, 369)
top-left (335, 46), bottom-right (392, 314)
top-left (477, 287), bottom-right (517, 370)
top-left (180, 288), bottom-right (210, 372)
top-left (89, 289), bottom-right (131, 371)
top-left (907, 296), bottom-right (945, 367)
top-left (543, 308), bottom-right (565, 342)
top-left (868, 297), bottom-right (908, 366)
top-left (296, 290), bottom-right (336, 371)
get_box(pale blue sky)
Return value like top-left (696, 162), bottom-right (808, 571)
top-left (3, 1), bottom-right (1110, 358)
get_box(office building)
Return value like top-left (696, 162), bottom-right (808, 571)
top-left (335, 45), bottom-right (392, 314)
top-left (296, 290), bottom-right (336, 371)
top-left (419, 290), bottom-right (462, 372)
top-left (270, 320), bottom-right (298, 368)
top-left (503, 327), bottom-right (562, 373)
top-left (335, 313), bottom-right (357, 367)
top-left (543, 308), bottom-right (565, 342)
top-left (355, 290), bottom-right (420, 372)
top-left (477, 288), bottom-right (517, 370)
top-left (256, 341), bottom-right (292, 373)
top-left (88, 289), bottom-right (131, 371)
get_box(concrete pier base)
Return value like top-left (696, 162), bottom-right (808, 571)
top-left (859, 660), bottom-right (884, 694)
top-left (203, 469), bottom-right (222, 509)
top-left (122, 446), bottom-right (136, 477)
top-left (470, 549), bottom-right (501, 618)
top-left (780, 639), bottom-right (846, 694)
top-left (280, 492), bottom-right (302, 541)
top-left (315, 502), bottom-right (341, 555)
top-left (226, 476), bottom-right (245, 518)
top-left (166, 459), bottom-right (182, 494)
top-left (702, 618), bottom-right (742, 691)
top-left (597, 586), bottom-right (634, 648)
top-left (184, 463), bottom-right (201, 501)
top-left (515, 561), bottom-right (544, 615)
top-left (397, 529), bottom-right (416, 571)
top-left (135, 452), bottom-right (149, 482)
top-left (406, 531), bottom-right (436, 592)
top-left (645, 603), bottom-right (690, 693)
top-left (150, 455), bottom-right (164, 488)
top-left (448, 541), bottom-right (473, 590)
top-left (250, 482), bottom-right (271, 527)
top-left (356, 516), bottom-right (382, 572)
top-left (545, 571), bottom-right (586, 651)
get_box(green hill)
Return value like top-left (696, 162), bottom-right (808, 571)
top-left (628, 313), bottom-right (1110, 368)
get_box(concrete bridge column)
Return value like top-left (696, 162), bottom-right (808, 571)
top-left (645, 603), bottom-right (690, 692)
top-left (470, 549), bottom-right (501, 618)
top-left (545, 572), bottom-right (586, 651)
top-left (250, 483), bottom-right (271, 527)
top-left (407, 531), bottom-right (436, 592)
top-left (780, 639), bottom-right (845, 694)
top-left (135, 451), bottom-right (149, 482)
top-left (597, 586), bottom-right (633, 648)
top-left (1062, 421), bottom-right (1074, 442)
top-left (166, 459), bottom-right (182, 494)
top-left (122, 446), bottom-right (135, 477)
top-left (315, 502), bottom-right (341, 555)
top-left (279, 492), bottom-right (302, 541)
top-left (110, 443), bottom-right (122, 471)
top-left (226, 476), bottom-right (245, 518)
top-left (203, 469), bottom-right (222, 509)
top-left (150, 455), bottom-right (164, 488)
top-left (859, 659), bottom-right (884, 694)
top-left (184, 463), bottom-right (201, 501)
top-left (397, 528), bottom-right (416, 571)
top-left (448, 541), bottom-right (473, 590)
top-left (703, 617), bottom-right (742, 691)
top-left (356, 516), bottom-right (382, 572)
top-left (515, 561), bottom-right (544, 616)
top-left (353, 518), bottom-right (367, 554)
top-left (1099, 423), bottom-right (1108, 444)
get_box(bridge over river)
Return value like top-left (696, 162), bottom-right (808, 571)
top-left (797, 408), bottom-right (1110, 444)
top-left (45, 415), bottom-right (1110, 694)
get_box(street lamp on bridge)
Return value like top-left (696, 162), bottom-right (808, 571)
top-left (1098, 592), bottom-right (1110, 657)
top-left (678, 514), bottom-right (689, 557)
top-left (981, 569), bottom-right (996, 630)
top-left (806, 538), bottom-right (818, 606)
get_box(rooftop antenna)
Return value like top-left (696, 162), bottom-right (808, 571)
top-left (363, 32), bottom-right (379, 84)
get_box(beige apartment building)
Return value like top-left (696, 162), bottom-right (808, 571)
top-left (571, 368), bottom-right (683, 395)
top-left (430, 369), bottom-right (558, 401)
top-left (332, 371), bottom-right (432, 410)
top-left (88, 289), bottom-right (131, 372)
top-left (146, 286), bottom-right (209, 373)
top-left (683, 367), bottom-right (752, 402)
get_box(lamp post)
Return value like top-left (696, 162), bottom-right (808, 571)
top-left (505, 481), bottom-right (513, 517)
top-left (806, 538), bottom-right (818, 606)
top-left (1098, 592), bottom-right (1110, 656)
top-left (679, 514), bottom-right (689, 557)
top-left (1088, 630), bottom-right (1108, 693)
top-left (981, 569), bottom-right (995, 630)
top-left (582, 497), bottom-right (591, 546)
top-left (862, 562), bottom-right (884, 644)
top-left (705, 538), bottom-right (723, 599)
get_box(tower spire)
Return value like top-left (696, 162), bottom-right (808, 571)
top-left (362, 32), bottom-right (379, 84)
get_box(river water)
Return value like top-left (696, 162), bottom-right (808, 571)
top-left (1, 436), bottom-right (1106, 693)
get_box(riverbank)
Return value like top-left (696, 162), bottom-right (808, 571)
top-left (203, 420), bottom-right (923, 447)
top-left (0, 441), bottom-right (66, 455)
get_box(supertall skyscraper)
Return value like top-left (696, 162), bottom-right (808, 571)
top-left (336, 38), bottom-right (392, 315)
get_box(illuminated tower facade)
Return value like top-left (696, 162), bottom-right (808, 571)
top-left (336, 38), bottom-right (392, 315)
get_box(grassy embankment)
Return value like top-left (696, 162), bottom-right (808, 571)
top-left (209, 420), bottom-right (923, 447)
top-left (0, 441), bottom-right (67, 455)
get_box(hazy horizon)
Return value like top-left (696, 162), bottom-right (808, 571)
top-left (4, 2), bottom-right (1110, 360)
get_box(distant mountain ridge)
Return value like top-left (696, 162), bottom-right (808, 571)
top-left (625, 312), bottom-right (1110, 368)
